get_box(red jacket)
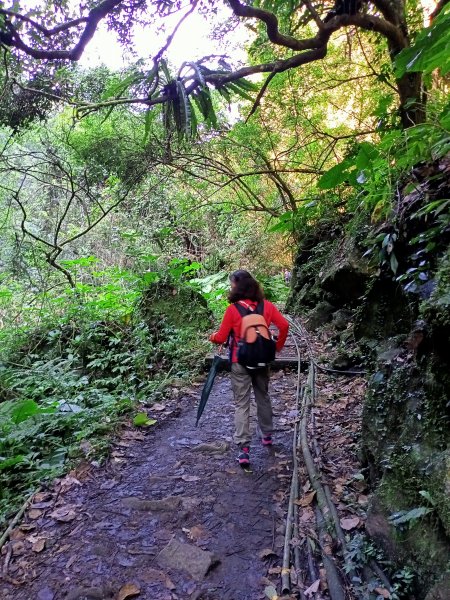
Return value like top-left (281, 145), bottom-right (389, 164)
top-left (210, 299), bottom-right (289, 362)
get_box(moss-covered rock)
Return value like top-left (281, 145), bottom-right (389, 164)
top-left (138, 280), bottom-right (213, 372)
top-left (355, 278), bottom-right (414, 340)
top-left (287, 231), bottom-right (372, 317)
top-left (361, 249), bottom-right (450, 596)
top-left (425, 573), bottom-right (450, 600)
top-left (140, 280), bottom-right (212, 331)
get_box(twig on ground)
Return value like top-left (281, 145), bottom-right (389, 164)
top-left (0, 491), bottom-right (35, 552)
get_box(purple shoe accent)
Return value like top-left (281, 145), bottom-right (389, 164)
top-left (262, 435), bottom-right (273, 447)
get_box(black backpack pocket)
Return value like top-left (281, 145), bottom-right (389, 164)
top-left (237, 333), bottom-right (276, 368)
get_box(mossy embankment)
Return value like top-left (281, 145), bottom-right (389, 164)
top-left (286, 161), bottom-right (450, 598)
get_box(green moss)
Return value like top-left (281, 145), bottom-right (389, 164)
top-left (372, 450), bottom-right (450, 594)
top-left (287, 238), bottom-right (340, 314)
top-left (140, 280), bottom-right (212, 331)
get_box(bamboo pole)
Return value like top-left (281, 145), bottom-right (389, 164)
top-left (281, 328), bottom-right (303, 595)
top-left (315, 506), bottom-right (346, 600)
top-left (0, 491), bottom-right (35, 551)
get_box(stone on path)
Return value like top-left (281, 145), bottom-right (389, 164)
top-left (66, 586), bottom-right (115, 600)
top-left (121, 496), bottom-right (181, 511)
top-left (36, 588), bottom-right (55, 600)
top-left (157, 537), bottom-right (218, 581)
top-left (191, 441), bottom-right (229, 454)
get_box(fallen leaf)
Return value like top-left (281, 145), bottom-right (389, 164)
top-left (184, 525), bottom-right (208, 541)
top-left (374, 588), bottom-right (391, 598)
top-left (28, 509), bottom-right (43, 520)
top-left (10, 528), bottom-right (26, 540)
top-left (133, 413), bottom-right (157, 427)
top-left (304, 578), bottom-right (320, 596)
top-left (30, 501), bottom-right (53, 510)
top-left (259, 548), bottom-right (277, 559)
top-left (340, 516), bottom-right (360, 530)
top-left (319, 568), bottom-right (328, 589)
top-left (19, 524), bottom-right (35, 532)
top-left (32, 539), bottom-right (46, 553)
top-left (59, 475), bottom-right (82, 493)
top-left (264, 585), bottom-right (279, 600)
top-left (117, 583), bottom-right (141, 600)
top-left (69, 461), bottom-right (91, 481)
top-left (302, 481), bottom-right (311, 494)
top-left (33, 492), bottom-right (52, 503)
top-left (165, 576), bottom-right (176, 590)
top-left (49, 506), bottom-right (77, 522)
top-left (181, 475), bottom-right (200, 482)
top-left (11, 541), bottom-right (25, 555)
top-left (290, 565), bottom-right (298, 585)
top-left (137, 568), bottom-right (167, 584)
top-left (268, 566), bottom-right (282, 575)
top-left (151, 403), bottom-right (166, 411)
top-left (300, 507), bottom-right (314, 523)
top-left (295, 491), bottom-right (316, 507)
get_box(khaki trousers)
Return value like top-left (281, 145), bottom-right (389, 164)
top-left (230, 363), bottom-right (273, 448)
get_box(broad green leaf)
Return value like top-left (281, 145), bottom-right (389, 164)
top-left (143, 109), bottom-right (153, 144)
top-left (388, 506), bottom-right (432, 526)
top-left (318, 160), bottom-right (353, 189)
top-left (356, 142), bottom-right (379, 170)
top-left (11, 400), bottom-right (41, 424)
top-left (395, 6), bottom-right (450, 77)
top-left (133, 413), bottom-right (157, 427)
top-left (268, 211), bottom-right (295, 233)
top-left (390, 253), bottom-right (399, 274)
top-left (60, 256), bottom-right (98, 268)
top-left (419, 490), bottom-right (435, 505)
top-left (0, 455), bottom-right (26, 470)
top-left (226, 82), bottom-right (255, 102)
top-left (439, 103), bottom-right (450, 129)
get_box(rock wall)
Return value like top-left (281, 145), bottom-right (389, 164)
top-left (286, 228), bottom-right (450, 597)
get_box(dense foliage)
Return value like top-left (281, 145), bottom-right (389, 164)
top-left (0, 6), bottom-right (448, 593)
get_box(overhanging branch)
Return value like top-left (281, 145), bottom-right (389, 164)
top-left (1, 0), bottom-right (124, 60)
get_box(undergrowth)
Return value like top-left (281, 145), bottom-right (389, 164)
top-left (0, 262), bottom-right (213, 527)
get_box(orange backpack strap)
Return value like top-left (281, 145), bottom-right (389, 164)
top-left (234, 300), bottom-right (264, 318)
top-left (234, 301), bottom-right (270, 342)
top-left (240, 314), bottom-right (271, 342)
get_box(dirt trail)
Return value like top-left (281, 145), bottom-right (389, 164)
top-left (1, 371), bottom-right (298, 600)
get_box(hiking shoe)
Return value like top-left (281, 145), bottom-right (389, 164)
top-left (262, 435), bottom-right (273, 447)
top-left (237, 447), bottom-right (250, 465)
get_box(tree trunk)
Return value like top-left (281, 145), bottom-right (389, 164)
top-left (397, 71), bottom-right (426, 128)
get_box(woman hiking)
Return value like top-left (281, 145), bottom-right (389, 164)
top-left (209, 270), bottom-right (289, 466)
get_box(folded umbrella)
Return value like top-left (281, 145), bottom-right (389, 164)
top-left (196, 354), bottom-right (223, 426)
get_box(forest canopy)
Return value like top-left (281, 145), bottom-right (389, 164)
top-left (1, 0), bottom-right (449, 130)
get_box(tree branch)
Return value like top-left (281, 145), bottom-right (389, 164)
top-left (154, 1), bottom-right (198, 63)
top-left (2, 0), bottom-right (125, 60)
top-left (0, 10), bottom-right (87, 37)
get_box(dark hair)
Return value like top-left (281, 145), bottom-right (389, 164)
top-left (228, 270), bottom-right (264, 303)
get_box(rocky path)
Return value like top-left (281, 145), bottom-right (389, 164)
top-left (1, 370), bottom-right (299, 600)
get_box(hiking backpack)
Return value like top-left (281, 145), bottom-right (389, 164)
top-left (234, 301), bottom-right (276, 369)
